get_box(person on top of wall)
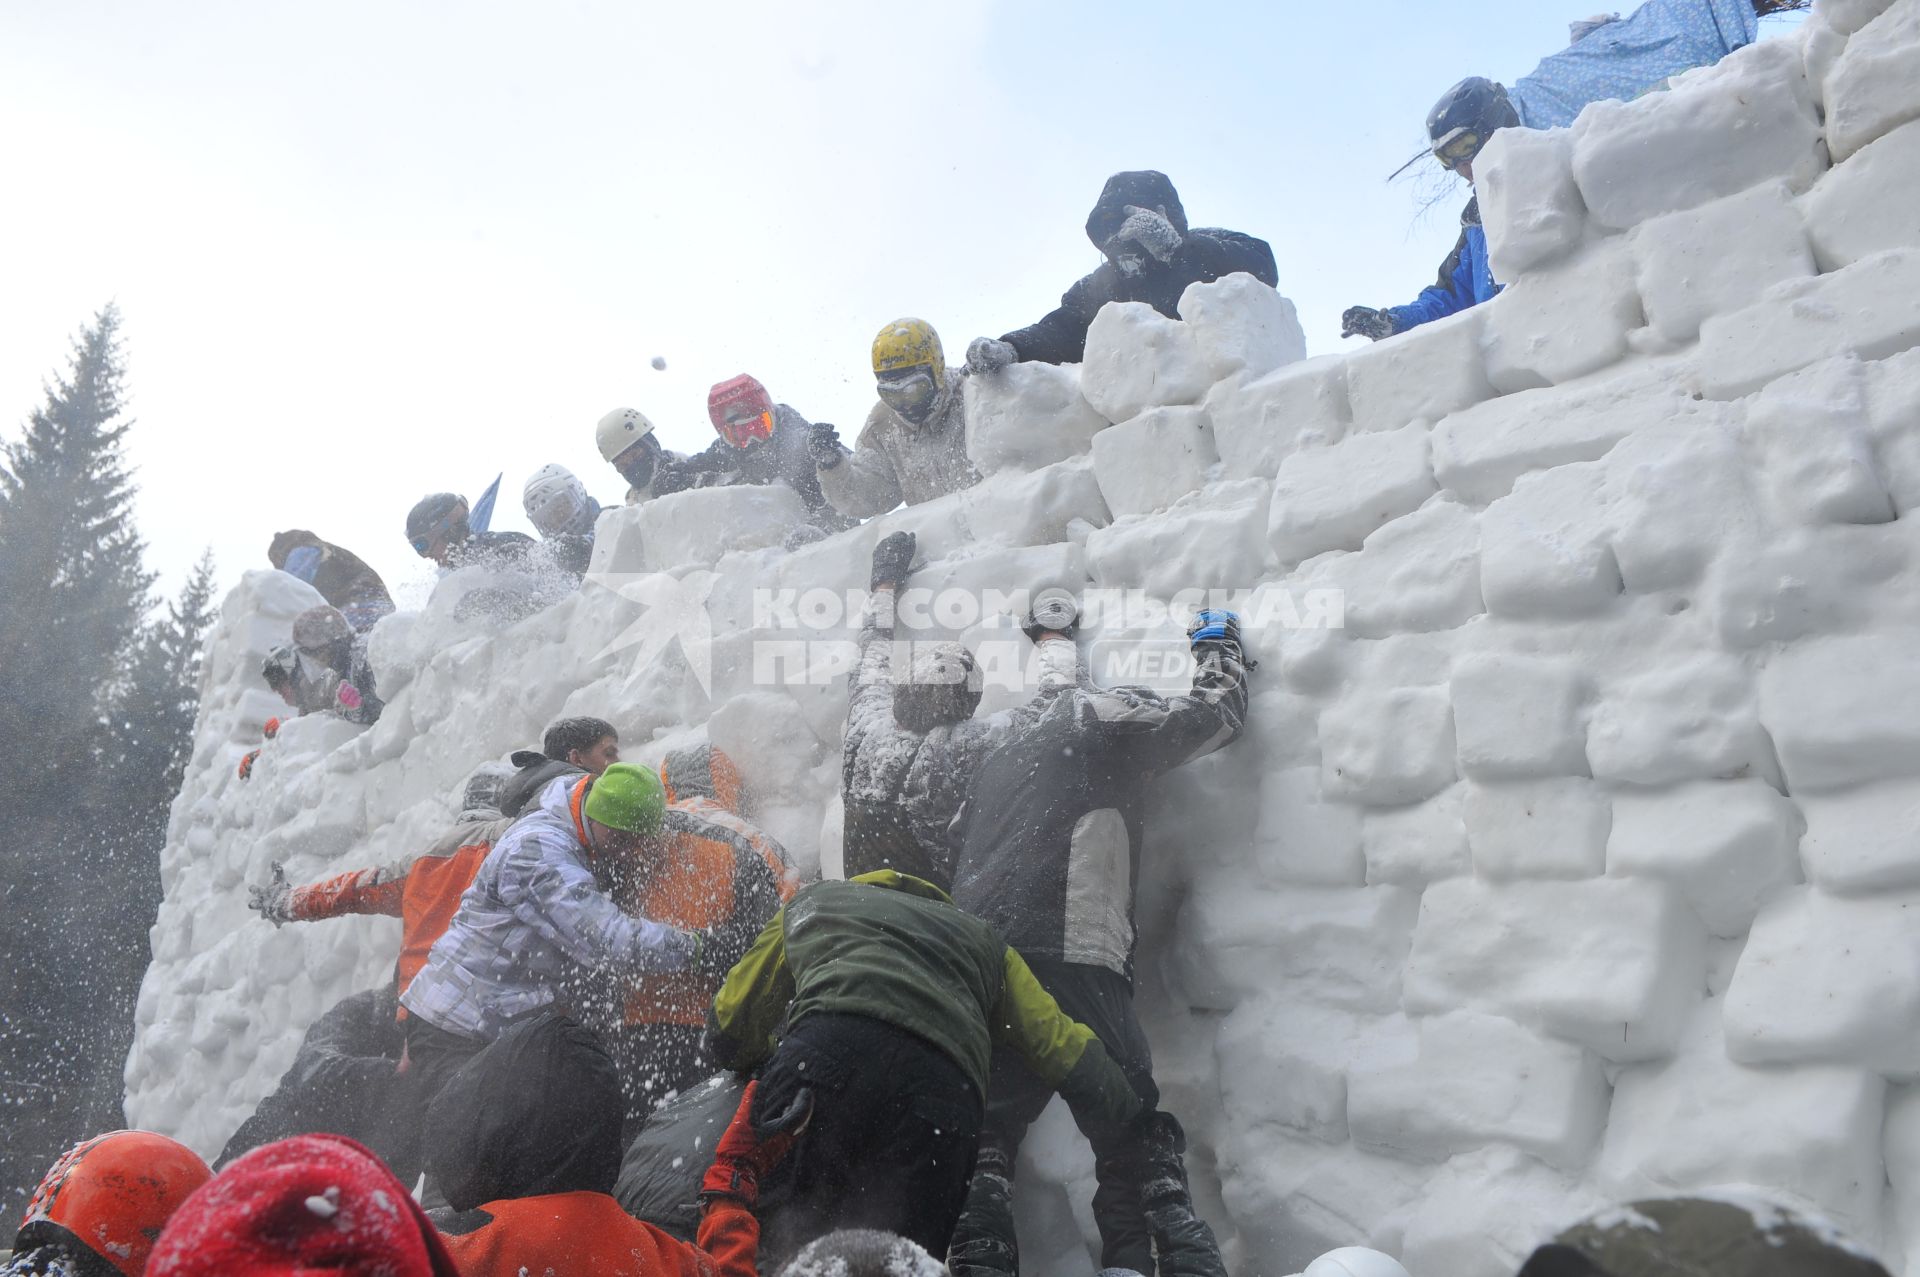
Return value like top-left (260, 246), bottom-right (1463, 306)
top-left (266, 530), bottom-right (395, 633)
top-left (596, 406), bottom-right (695, 506)
top-left (964, 170), bottom-right (1278, 370)
top-left (404, 491), bottom-right (535, 571)
top-left (675, 375), bottom-right (856, 537)
top-left (808, 320), bottom-right (980, 518)
top-left (521, 463), bottom-right (603, 577)
top-left (289, 603), bottom-right (383, 725)
top-left (497, 715), bottom-right (622, 818)
top-left (8, 1131), bottom-right (211, 1277)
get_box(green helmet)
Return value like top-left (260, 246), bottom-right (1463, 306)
top-left (581, 762), bottom-right (666, 835)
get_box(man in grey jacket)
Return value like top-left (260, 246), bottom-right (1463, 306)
top-left (811, 319), bottom-right (980, 518)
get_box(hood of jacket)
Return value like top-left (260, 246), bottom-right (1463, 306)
top-left (1084, 170), bottom-right (1189, 250)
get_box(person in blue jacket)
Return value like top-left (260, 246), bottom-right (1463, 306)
top-left (1342, 77), bottom-right (1512, 342)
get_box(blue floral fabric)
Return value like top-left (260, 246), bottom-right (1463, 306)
top-left (1509, 0), bottom-right (1759, 129)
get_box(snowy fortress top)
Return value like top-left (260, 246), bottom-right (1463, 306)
top-left (132, 6), bottom-right (1920, 1276)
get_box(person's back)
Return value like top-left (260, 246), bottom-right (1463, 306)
top-left (268, 529), bottom-right (395, 632)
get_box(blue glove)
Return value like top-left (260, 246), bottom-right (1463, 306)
top-left (1186, 609), bottom-right (1241, 646)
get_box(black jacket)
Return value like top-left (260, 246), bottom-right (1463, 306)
top-left (951, 638), bottom-right (1250, 976)
top-left (499, 755), bottom-right (585, 819)
top-left (1002, 171), bottom-right (1279, 365)
top-left (673, 405), bottom-right (854, 529)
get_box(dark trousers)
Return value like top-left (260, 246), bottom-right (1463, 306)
top-left (403, 1014), bottom-right (489, 1203)
top-left (755, 1012), bottom-right (983, 1262)
top-left (951, 958), bottom-right (1160, 1277)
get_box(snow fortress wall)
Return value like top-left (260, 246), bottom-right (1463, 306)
top-left (130, 6), bottom-right (1920, 1275)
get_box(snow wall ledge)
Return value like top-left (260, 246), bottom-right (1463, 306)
top-left (130, 5), bottom-right (1920, 1275)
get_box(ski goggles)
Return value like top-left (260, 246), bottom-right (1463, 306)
top-left (1432, 126), bottom-right (1486, 171)
top-left (875, 369), bottom-right (937, 418)
top-left (717, 407), bottom-right (774, 449)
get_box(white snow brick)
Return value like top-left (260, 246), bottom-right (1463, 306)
top-left (1342, 308), bottom-right (1495, 434)
top-left (1804, 120), bottom-right (1920, 270)
top-left (1480, 463), bottom-right (1623, 619)
top-left (1177, 273), bottom-right (1306, 382)
top-left (1319, 686), bottom-right (1457, 807)
top-left (1476, 124), bottom-right (1586, 280)
top-left (1600, 1012), bottom-right (1887, 1237)
top-left (1761, 635), bottom-right (1920, 791)
top-left (639, 485), bottom-right (807, 571)
top-left (1404, 876), bottom-right (1705, 1061)
top-left (1801, 780), bottom-right (1920, 894)
top-left (1466, 780), bottom-right (1611, 881)
top-left (1482, 237), bottom-right (1644, 393)
top-left (1866, 346), bottom-right (1920, 513)
top-left (1090, 405), bottom-right (1218, 518)
top-left (1303, 499), bottom-right (1484, 640)
top-left (1632, 182), bottom-right (1817, 344)
top-left (1816, 0), bottom-right (1900, 35)
top-left (1348, 1010), bottom-right (1608, 1170)
top-left (1451, 654), bottom-right (1590, 781)
top-left (1696, 249), bottom-right (1920, 400)
top-left (1078, 300), bottom-right (1211, 422)
top-left (1602, 412), bottom-right (1762, 590)
top-left (963, 360), bottom-right (1108, 476)
top-left (1205, 357), bottom-right (1350, 480)
top-left (1364, 786), bottom-right (1473, 887)
top-left (1570, 38), bottom-right (1826, 231)
top-left (956, 454), bottom-right (1114, 548)
top-left (1803, 13), bottom-right (1850, 110)
top-left (1587, 655), bottom-right (1774, 787)
top-left (1607, 779), bottom-right (1804, 937)
top-left (1172, 883), bottom-right (1419, 1015)
top-left (1216, 1000), bottom-right (1363, 1143)
top-left (1252, 767), bottom-right (1366, 887)
top-left (1268, 424), bottom-right (1436, 567)
top-left (1724, 886), bottom-right (1920, 1072)
top-left (1084, 481), bottom-right (1273, 599)
top-left (1395, 1149), bottom-right (1607, 1277)
top-left (587, 501), bottom-right (646, 574)
top-left (1433, 359), bottom-right (1683, 505)
top-left (1825, 0), bottom-right (1920, 159)
top-left (1745, 356), bottom-right (1895, 526)
top-left (1220, 1135), bottom-right (1429, 1276)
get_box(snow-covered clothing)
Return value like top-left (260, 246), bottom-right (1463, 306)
top-left (1509, 0), bottom-right (1758, 129)
top-left (289, 605), bottom-right (385, 725)
top-left (1386, 198), bottom-right (1501, 333)
top-left (1519, 1195), bottom-right (1893, 1276)
top-left (268, 530), bottom-right (395, 632)
top-left (400, 774), bottom-right (701, 1042)
top-left (625, 448), bottom-right (694, 506)
top-left (534, 495), bottom-right (601, 578)
top-left (817, 380), bottom-right (980, 517)
top-left (1001, 172), bottom-right (1278, 366)
top-left (677, 404), bottom-right (856, 531)
top-left (446, 527), bottom-right (537, 571)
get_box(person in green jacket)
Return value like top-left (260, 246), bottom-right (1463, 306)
top-left (705, 870), bottom-right (1145, 1264)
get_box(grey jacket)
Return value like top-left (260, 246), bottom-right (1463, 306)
top-left (817, 378), bottom-right (980, 517)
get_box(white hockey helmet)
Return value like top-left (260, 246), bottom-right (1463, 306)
top-left (596, 406), bottom-right (659, 463)
top-left (523, 463), bottom-right (591, 537)
top-left (1301, 1249), bottom-right (1412, 1277)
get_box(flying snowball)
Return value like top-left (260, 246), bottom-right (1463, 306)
top-left (650, 355), bottom-right (668, 371)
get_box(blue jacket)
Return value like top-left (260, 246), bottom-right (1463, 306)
top-left (1388, 199), bottom-right (1500, 333)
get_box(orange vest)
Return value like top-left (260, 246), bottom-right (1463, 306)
top-left (436, 1191), bottom-right (736, 1277)
top-left (395, 843), bottom-right (491, 1002)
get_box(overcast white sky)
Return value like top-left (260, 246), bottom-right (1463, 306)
top-left (0, 1), bottom-right (1803, 606)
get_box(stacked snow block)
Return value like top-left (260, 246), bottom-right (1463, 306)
top-left (129, 14), bottom-right (1920, 1277)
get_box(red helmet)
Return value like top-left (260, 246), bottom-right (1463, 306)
top-left (16, 1130), bottom-right (212, 1277)
top-left (707, 374), bottom-right (775, 448)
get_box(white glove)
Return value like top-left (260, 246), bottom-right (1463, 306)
top-left (966, 336), bottom-right (1018, 375)
top-left (248, 862), bottom-right (293, 926)
top-left (1113, 205), bottom-right (1183, 263)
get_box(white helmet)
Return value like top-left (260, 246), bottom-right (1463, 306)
top-left (1301, 1249), bottom-right (1412, 1277)
top-left (523, 463), bottom-right (591, 538)
top-left (596, 407), bottom-right (658, 463)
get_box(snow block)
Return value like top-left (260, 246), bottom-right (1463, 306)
top-left (1804, 120), bottom-right (1920, 271)
top-left (1078, 301), bottom-right (1211, 422)
top-left (1205, 357), bottom-right (1350, 481)
top-left (1394, 1148), bottom-right (1606, 1277)
top-left (1267, 423), bottom-right (1436, 567)
top-left (963, 360), bottom-right (1108, 476)
top-left (1482, 237), bottom-right (1644, 393)
top-left (1866, 346), bottom-right (1920, 513)
top-left (1172, 883), bottom-right (1419, 1015)
top-left (1342, 308), bottom-right (1495, 435)
top-left (1824, 0), bottom-right (1920, 160)
top-left (1451, 653), bottom-right (1590, 781)
top-left (1348, 1010), bottom-right (1608, 1170)
top-left (588, 501), bottom-right (647, 575)
top-left (1363, 786), bottom-right (1472, 887)
top-left (639, 485), bottom-right (807, 571)
top-left (1433, 358), bottom-right (1683, 505)
top-left (1084, 481), bottom-right (1273, 599)
top-left (1303, 499), bottom-right (1484, 640)
top-left (1404, 876), bottom-right (1705, 1061)
top-left (1587, 654), bottom-right (1774, 787)
top-left (1570, 38), bottom-right (1826, 231)
top-left (1465, 780), bottom-right (1611, 881)
top-left (1761, 635), bottom-right (1920, 791)
top-left (1480, 463), bottom-right (1623, 619)
top-left (1177, 273), bottom-right (1306, 382)
top-left (1745, 357), bottom-right (1895, 527)
top-left (1633, 182), bottom-right (1817, 345)
top-left (1725, 886), bottom-right (1920, 1073)
top-left (1599, 1012), bottom-right (1887, 1237)
top-left (1218, 1134), bottom-right (1429, 1276)
top-left (1601, 411), bottom-right (1761, 591)
top-left (1090, 405), bottom-right (1218, 518)
top-left (1252, 767), bottom-right (1366, 887)
top-left (1801, 780), bottom-right (1920, 894)
top-left (1816, 0), bottom-right (1900, 35)
top-left (955, 454), bottom-right (1113, 549)
top-left (1607, 779), bottom-right (1804, 937)
top-left (1696, 249), bottom-right (1920, 401)
top-left (1216, 1000), bottom-right (1363, 1143)
top-left (1476, 124), bottom-right (1586, 280)
top-left (1319, 686), bottom-right (1457, 807)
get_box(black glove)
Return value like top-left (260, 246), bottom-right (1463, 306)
top-left (1341, 306), bottom-right (1398, 341)
top-left (809, 421), bottom-right (845, 470)
top-left (870, 531), bottom-right (916, 590)
top-left (1022, 589), bottom-right (1080, 642)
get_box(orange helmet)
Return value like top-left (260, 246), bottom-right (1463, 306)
top-left (16, 1130), bottom-right (213, 1277)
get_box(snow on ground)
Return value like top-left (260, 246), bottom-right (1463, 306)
top-left (128, 6), bottom-right (1920, 1274)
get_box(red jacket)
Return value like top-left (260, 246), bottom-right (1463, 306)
top-left (436, 1191), bottom-right (760, 1277)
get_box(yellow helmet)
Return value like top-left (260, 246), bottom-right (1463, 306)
top-left (871, 318), bottom-right (945, 384)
